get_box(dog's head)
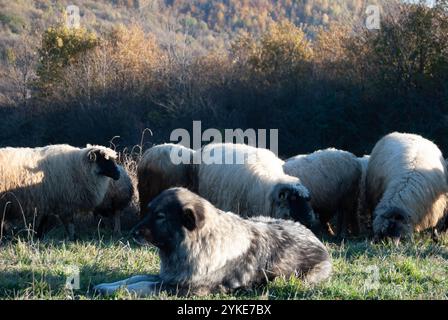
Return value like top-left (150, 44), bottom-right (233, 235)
top-left (85, 144), bottom-right (120, 181)
top-left (271, 183), bottom-right (316, 229)
top-left (373, 207), bottom-right (412, 244)
top-left (131, 188), bottom-right (205, 253)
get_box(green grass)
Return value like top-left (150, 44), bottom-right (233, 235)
top-left (0, 232), bottom-right (447, 300)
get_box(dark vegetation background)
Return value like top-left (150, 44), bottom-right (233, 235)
top-left (0, 0), bottom-right (447, 158)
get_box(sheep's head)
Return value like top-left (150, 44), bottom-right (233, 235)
top-left (271, 183), bottom-right (316, 229)
top-left (373, 207), bottom-right (412, 244)
top-left (85, 144), bottom-right (120, 181)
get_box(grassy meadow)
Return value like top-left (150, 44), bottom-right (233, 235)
top-left (0, 228), bottom-right (446, 300)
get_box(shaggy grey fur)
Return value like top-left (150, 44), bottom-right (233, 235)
top-left (94, 188), bottom-right (331, 297)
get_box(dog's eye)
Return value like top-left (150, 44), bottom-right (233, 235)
top-left (155, 212), bottom-right (165, 220)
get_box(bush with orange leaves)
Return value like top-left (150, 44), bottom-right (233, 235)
top-left (41, 24), bottom-right (166, 108)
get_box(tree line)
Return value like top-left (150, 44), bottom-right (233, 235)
top-left (0, 1), bottom-right (447, 158)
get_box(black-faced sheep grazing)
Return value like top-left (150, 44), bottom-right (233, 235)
top-left (0, 144), bottom-right (120, 239)
top-left (137, 143), bottom-right (196, 217)
top-left (94, 188), bottom-right (331, 297)
top-left (194, 143), bottom-right (316, 229)
top-left (283, 148), bottom-right (362, 237)
top-left (366, 132), bottom-right (448, 242)
top-left (93, 165), bottom-right (134, 235)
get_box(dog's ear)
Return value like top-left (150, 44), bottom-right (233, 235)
top-left (182, 206), bottom-right (205, 231)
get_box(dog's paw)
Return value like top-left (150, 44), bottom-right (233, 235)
top-left (92, 283), bottom-right (120, 296)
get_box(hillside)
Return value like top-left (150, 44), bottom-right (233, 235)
top-left (0, 0), bottom-right (388, 52)
top-left (1, 0), bottom-right (446, 158)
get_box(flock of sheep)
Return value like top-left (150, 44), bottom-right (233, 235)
top-left (1, 131), bottom-right (447, 242)
top-left (137, 132), bottom-right (448, 243)
top-left (1, 131), bottom-right (448, 295)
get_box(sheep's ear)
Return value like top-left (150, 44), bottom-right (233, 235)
top-left (182, 206), bottom-right (205, 231)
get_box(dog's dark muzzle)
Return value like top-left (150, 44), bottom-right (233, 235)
top-left (130, 219), bottom-right (154, 245)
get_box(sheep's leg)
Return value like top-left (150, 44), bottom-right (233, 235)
top-left (68, 223), bottom-right (76, 241)
top-left (325, 222), bottom-right (335, 236)
top-left (317, 211), bottom-right (333, 236)
top-left (349, 212), bottom-right (361, 237)
top-left (433, 212), bottom-right (447, 242)
top-left (36, 214), bottom-right (50, 239)
top-left (336, 208), bottom-right (348, 239)
top-left (113, 210), bottom-right (121, 236)
top-left (431, 228), bottom-right (440, 243)
top-left (438, 214), bottom-right (448, 233)
top-left (346, 199), bottom-right (360, 237)
top-left (58, 214), bottom-right (76, 241)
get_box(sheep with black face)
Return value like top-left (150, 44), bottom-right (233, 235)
top-left (94, 187), bottom-right (331, 297)
top-left (366, 132), bottom-right (448, 243)
top-left (93, 165), bottom-right (134, 235)
top-left (0, 144), bottom-right (120, 239)
top-left (193, 143), bottom-right (316, 229)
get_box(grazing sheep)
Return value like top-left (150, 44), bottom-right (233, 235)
top-left (94, 188), bottom-right (332, 297)
top-left (137, 143), bottom-right (196, 217)
top-left (0, 144), bottom-right (120, 239)
top-left (283, 148), bottom-right (362, 237)
top-left (366, 132), bottom-right (448, 242)
top-left (194, 143), bottom-right (316, 229)
top-left (93, 165), bottom-right (134, 235)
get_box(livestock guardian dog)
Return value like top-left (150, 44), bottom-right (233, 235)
top-left (94, 188), bottom-right (332, 297)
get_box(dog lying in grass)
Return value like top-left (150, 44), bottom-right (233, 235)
top-left (94, 187), bottom-right (331, 297)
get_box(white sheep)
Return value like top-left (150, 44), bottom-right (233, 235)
top-left (137, 143), bottom-right (196, 216)
top-left (366, 132), bottom-right (448, 242)
top-left (283, 148), bottom-right (362, 237)
top-left (0, 144), bottom-right (120, 239)
top-left (194, 143), bottom-right (316, 229)
top-left (93, 165), bottom-right (134, 235)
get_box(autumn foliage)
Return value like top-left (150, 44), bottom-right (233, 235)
top-left (1, 1), bottom-right (448, 158)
